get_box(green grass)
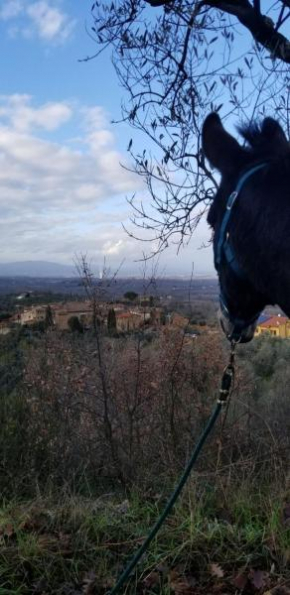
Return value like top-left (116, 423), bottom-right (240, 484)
top-left (0, 482), bottom-right (289, 594)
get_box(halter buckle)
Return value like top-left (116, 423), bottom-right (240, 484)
top-left (226, 191), bottom-right (238, 209)
top-left (217, 342), bottom-right (236, 404)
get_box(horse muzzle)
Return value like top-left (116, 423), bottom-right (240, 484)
top-left (218, 308), bottom-right (257, 343)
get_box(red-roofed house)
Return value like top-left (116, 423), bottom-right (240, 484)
top-left (255, 315), bottom-right (290, 338)
top-left (116, 311), bottom-right (144, 332)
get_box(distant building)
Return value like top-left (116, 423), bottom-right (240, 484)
top-left (255, 314), bottom-right (290, 338)
top-left (168, 312), bottom-right (189, 329)
top-left (53, 301), bottom-right (93, 330)
top-left (16, 292), bottom-right (32, 300)
top-left (116, 311), bottom-right (143, 332)
top-left (115, 307), bottom-right (162, 332)
top-left (20, 305), bottom-right (47, 325)
top-left (3, 299), bottom-right (164, 334)
top-left (257, 314), bottom-right (271, 325)
top-left (0, 320), bottom-right (11, 335)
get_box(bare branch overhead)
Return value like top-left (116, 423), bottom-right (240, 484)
top-left (91, 0), bottom-right (290, 252)
top-left (146, 0), bottom-right (290, 63)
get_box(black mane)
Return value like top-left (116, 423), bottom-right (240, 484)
top-left (238, 122), bottom-right (264, 148)
top-left (238, 118), bottom-right (290, 159)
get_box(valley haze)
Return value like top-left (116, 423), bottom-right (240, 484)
top-left (0, 261), bottom-right (218, 300)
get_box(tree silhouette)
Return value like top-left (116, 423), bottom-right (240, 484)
top-left (107, 308), bottom-right (117, 332)
top-left (45, 305), bottom-right (54, 329)
top-left (68, 316), bottom-right (84, 334)
top-left (124, 291), bottom-right (139, 301)
top-left (90, 1), bottom-right (290, 252)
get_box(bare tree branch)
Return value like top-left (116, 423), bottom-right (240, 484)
top-left (146, 0), bottom-right (290, 63)
top-left (204, 1), bottom-right (290, 62)
top-left (90, 0), bottom-right (290, 252)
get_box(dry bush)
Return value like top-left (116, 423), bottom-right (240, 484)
top-left (1, 329), bottom-right (225, 493)
top-left (2, 328), bottom-right (289, 497)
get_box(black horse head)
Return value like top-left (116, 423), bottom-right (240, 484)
top-left (202, 112), bottom-right (290, 343)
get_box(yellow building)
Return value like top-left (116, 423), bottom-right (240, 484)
top-left (255, 315), bottom-right (290, 338)
top-left (20, 305), bottom-right (47, 325)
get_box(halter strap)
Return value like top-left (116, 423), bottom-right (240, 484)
top-left (216, 162), bottom-right (267, 342)
top-left (216, 163), bottom-right (267, 273)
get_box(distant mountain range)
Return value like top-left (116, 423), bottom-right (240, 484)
top-left (0, 261), bottom-right (216, 279)
top-left (0, 262), bottom-right (218, 299)
top-left (0, 261), bottom-right (77, 278)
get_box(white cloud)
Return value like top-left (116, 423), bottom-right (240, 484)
top-left (0, 0), bottom-right (76, 43)
top-left (0, 95), bottom-right (72, 132)
top-left (82, 106), bottom-right (107, 131)
top-left (0, 95), bottom-right (214, 274)
top-left (26, 1), bottom-right (75, 42)
top-left (0, 95), bottom-right (140, 265)
top-left (103, 239), bottom-right (124, 256)
top-left (0, 0), bottom-right (23, 20)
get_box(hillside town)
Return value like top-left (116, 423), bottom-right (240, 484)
top-left (0, 298), bottom-right (160, 334)
top-left (1, 293), bottom-right (290, 340)
top-left (0, 293), bottom-right (203, 337)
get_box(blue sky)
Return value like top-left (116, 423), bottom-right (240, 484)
top-left (0, 0), bottom-right (216, 276)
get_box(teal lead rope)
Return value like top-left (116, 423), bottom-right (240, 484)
top-left (108, 342), bottom-right (236, 595)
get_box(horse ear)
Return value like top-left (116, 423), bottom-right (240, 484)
top-left (261, 118), bottom-right (288, 150)
top-left (202, 113), bottom-right (244, 173)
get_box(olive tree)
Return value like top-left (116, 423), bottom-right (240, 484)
top-left (90, 1), bottom-right (290, 252)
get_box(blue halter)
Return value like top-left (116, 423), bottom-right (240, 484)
top-left (216, 162), bottom-right (267, 341)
